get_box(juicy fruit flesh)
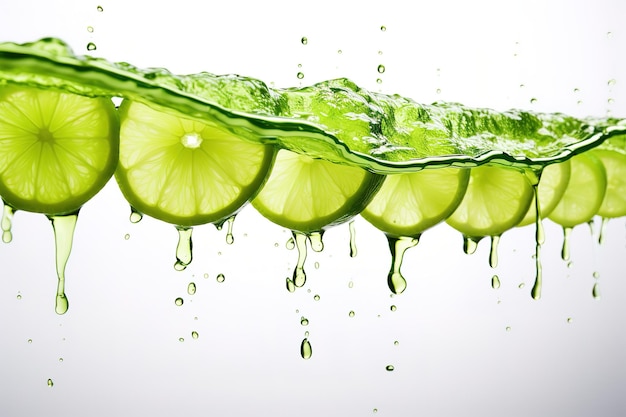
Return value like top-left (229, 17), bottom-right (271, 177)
top-left (251, 149), bottom-right (385, 232)
top-left (361, 167), bottom-right (470, 238)
top-left (0, 85), bottom-right (118, 214)
top-left (592, 149), bottom-right (626, 218)
top-left (446, 165), bottom-right (534, 238)
top-left (115, 100), bottom-right (275, 226)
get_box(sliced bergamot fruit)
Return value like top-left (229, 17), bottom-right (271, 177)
top-left (361, 167), bottom-right (470, 238)
top-left (517, 160), bottom-right (571, 227)
top-left (115, 100), bottom-right (275, 227)
top-left (251, 149), bottom-right (385, 233)
top-left (547, 152), bottom-right (607, 228)
top-left (0, 84), bottom-right (119, 214)
top-left (446, 165), bottom-right (534, 238)
top-left (590, 149), bottom-right (626, 218)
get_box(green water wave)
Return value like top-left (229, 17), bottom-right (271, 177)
top-left (1, 37), bottom-right (625, 174)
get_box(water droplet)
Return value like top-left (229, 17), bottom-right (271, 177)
top-left (505, 326), bottom-right (512, 332)
top-left (86, 42), bottom-right (97, 51)
top-left (225, 216), bottom-right (235, 245)
top-left (308, 231), bottom-right (324, 252)
top-left (386, 236), bottom-right (419, 294)
top-left (376, 78), bottom-right (383, 84)
top-left (174, 298), bottom-right (184, 306)
top-left (373, 409), bottom-right (378, 413)
top-left (48, 214), bottom-right (78, 315)
top-left (385, 365), bottom-right (394, 371)
top-left (567, 317), bottom-right (573, 323)
top-left (179, 337), bottom-right (185, 342)
top-left (377, 64), bottom-right (386, 74)
top-left (300, 338), bottom-right (312, 360)
top-left (216, 273), bottom-right (225, 283)
top-left (489, 235), bottom-right (500, 268)
top-left (16, 293), bottom-right (22, 300)
top-left (297, 72), bottom-right (304, 79)
top-left (174, 226), bottom-right (193, 271)
top-left (337, 49), bottom-right (343, 55)
top-left (592, 282), bottom-right (600, 299)
top-left (348, 310), bottom-right (355, 318)
top-left (491, 275), bottom-right (501, 289)
top-left (380, 25), bottom-right (386, 32)
top-left (436, 88), bottom-right (441, 94)
top-left (390, 305), bottom-right (397, 312)
top-left (300, 317), bottom-right (309, 326)
top-left (347, 220), bottom-right (358, 257)
top-left (96, 5), bottom-right (104, 12)
top-left (593, 271), bottom-right (600, 279)
top-left (301, 37), bottom-right (308, 45)
top-left (530, 98), bottom-right (538, 104)
top-left (1, 203), bottom-right (15, 243)
top-left (304, 331), bottom-right (309, 338)
top-left (191, 331), bottom-right (199, 339)
top-left (292, 232), bottom-right (308, 288)
top-left (561, 227), bottom-right (572, 261)
top-left (187, 282), bottom-right (196, 295)
top-left (129, 207), bottom-right (143, 223)
top-left (348, 281), bottom-right (354, 289)
top-left (463, 235), bottom-right (481, 254)
top-left (393, 341), bottom-right (399, 346)
top-left (27, 339), bottom-right (32, 344)
top-left (313, 294), bottom-right (320, 301)
top-left (203, 273), bottom-right (209, 279)
top-left (608, 79), bottom-right (617, 86)
top-left (520, 83), bottom-right (525, 88)
top-left (577, 100), bottom-right (583, 105)
top-left (378, 50), bottom-right (383, 55)
top-left (286, 278), bottom-right (296, 293)
top-left (47, 379), bottom-right (54, 387)
top-left (518, 283), bottom-right (526, 289)
top-left (286, 237), bottom-right (295, 250)
top-left (313, 261), bottom-right (320, 270)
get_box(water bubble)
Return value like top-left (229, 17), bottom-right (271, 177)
top-left (377, 64), bottom-right (386, 74)
top-left (174, 297), bottom-right (184, 306)
top-left (385, 365), bottom-right (395, 371)
top-left (86, 42), bottom-right (97, 51)
top-left (348, 310), bottom-right (355, 317)
top-left (187, 282), bottom-right (196, 295)
top-left (47, 379), bottom-right (54, 387)
top-left (191, 331), bottom-right (199, 339)
top-left (87, 26), bottom-right (94, 33)
top-left (203, 273), bottom-right (209, 279)
top-left (124, 233), bottom-right (130, 240)
top-left (216, 273), bottom-right (225, 283)
top-left (301, 37), bottom-right (308, 45)
top-left (297, 72), bottom-right (304, 79)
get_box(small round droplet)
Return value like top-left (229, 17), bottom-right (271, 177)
top-left (519, 83), bottom-right (525, 88)
top-left (337, 49), bottom-right (342, 54)
top-left (380, 25), bottom-right (386, 32)
top-left (505, 326), bottom-right (512, 332)
top-left (607, 31), bottom-right (613, 38)
top-left (16, 293), bottom-right (22, 300)
top-left (348, 310), bottom-right (355, 317)
top-left (124, 233), bottom-right (130, 240)
top-left (187, 282), bottom-right (196, 295)
top-left (216, 273), bottom-right (225, 283)
top-left (385, 365), bottom-right (394, 371)
top-left (390, 305), bottom-right (397, 312)
top-left (96, 5), bottom-right (103, 12)
top-left (191, 331), bottom-right (199, 339)
top-left (58, 357), bottom-right (64, 362)
top-left (373, 409), bottom-right (378, 413)
top-left (313, 294), bottom-right (320, 301)
top-left (566, 317), bottom-right (573, 324)
top-left (573, 87), bottom-right (580, 93)
top-left (393, 340), bottom-right (399, 346)
top-left (348, 281), bottom-right (354, 288)
top-left (86, 42), bottom-right (97, 51)
top-left (47, 379), bottom-right (54, 387)
top-left (87, 26), bottom-right (94, 33)
top-left (608, 79), bottom-right (617, 86)
top-left (300, 317), bottom-right (309, 326)
top-left (593, 271), bottom-right (600, 279)
top-left (491, 275), bottom-right (501, 289)
top-left (297, 72), bottom-right (304, 79)
top-left (518, 283), bottom-right (525, 289)
top-left (179, 337), bottom-right (184, 342)
top-left (608, 98), bottom-right (615, 105)
top-left (314, 261), bottom-right (320, 269)
top-left (530, 98), bottom-right (538, 104)
top-left (203, 273), bottom-right (209, 279)
top-left (27, 339), bottom-right (32, 344)
top-left (377, 64), bottom-right (386, 74)
top-left (301, 37), bottom-right (308, 45)
top-left (274, 242), bottom-right (279, 247)
top-left (436, 88), bottom-right (441, 94)
top-left (378, 50), bottom-right (383, 55)
top-left (376, 78), bottom-right (382, 84)
top-left (174, 297), bottom-right (184, 306)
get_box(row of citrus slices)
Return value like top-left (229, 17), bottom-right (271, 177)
top-left (1, 86), bottom-right (625, 243)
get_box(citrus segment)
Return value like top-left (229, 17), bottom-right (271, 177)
top-left (115, 100), bottom-right (275, 226)
top-left (0, 85), bottom-right (118, 214)
top-left (361, 168), bottom-right (469, 237)
top-left (548, 153), bottom-right (607, 227)
top-left (446, 165), bottom-right (534, 237)
top-left (251, 149), bottom-right (384, 232)
top-left (517, 160), bottom-right (571, 227)
top-left (591, 149), bottom-right (626, 218)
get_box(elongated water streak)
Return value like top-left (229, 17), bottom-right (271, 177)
top-left (48, 213), bottom-right (79, 315)
top-left (1, 203), bottom-right (15, 243)
top-left (349, 220), bottom-right (357, 257)
top-left (292, 232), bottom-right (308, 288)
top-left (174, 226), bottom-right (193, 271)
top-left (386, 235), bottom-right (419, 294)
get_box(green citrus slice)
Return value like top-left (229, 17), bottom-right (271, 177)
top-left (446, 165), bottom-right (534, 237)
top-left (251, 149), bottom-right (385, 232)
top-left (361, 168), bottom-right (469, 238)
top-left (115, 100), bottom-right (275, 226)
top-left (548, 152), bottom-right (607, 227)
top-left (0, 84), bottom-right (118, 214)
top-left (517, 160), bottom-right (571, 227)
top-left (588, 149), bottom-right (626, 218)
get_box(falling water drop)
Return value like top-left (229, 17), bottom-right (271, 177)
top-left (87, 26), bottom-right (94, 33)
top-left (313, 294), bottom-right (320, 301)
top-left (462, 235), bottom-right (481, 254)
top-left (96, 5), bottom-right (103, 12)
top-left (129, 207), bottom-right (143, 223)
top-left (377, 64), bottom-right (386, 73)
top-left (216, 273), bottom-right (225, 283)
top-left (348, 310), bottom-right (355, 318)
top-left (174, 226), bottom-right (193, 271)
top-left (1, 203), bottom-right (15, 243)
top-left (225, 216), bottom-right (235, 245)
top-left (349, 220), bottom-right (358, 257)
top-left (489, 235), bottom-right (500, 268)
top-left (385, 365), bottom-right (395, 372)
top-left (380, 25), bottom-right (386, 31)
top-left (292, 232), bottom-right (308, 288)
top-left (390, 305), bottom-right (397, 312)
top-left (300, 338), bottom-right (312, 360)
top-left (491, 275), bottom-right (501, 289)
top-left (386, 235), bottom-right (419, 294)
top-left (47, 379), bottom-right (54, 387)
top-left (301, 36), bottom-right (308, 45)
top-left (300, 317), bottom-right (309, 326)
top-left (308, 231), bottom-right (324, 252)
top-left (48, 213), bottom-right (78, 315)
top-left (286, 278), bottom-right (296, 293)
top-left (608, 79), bottom-right (617, 86)
top-left (592, 282), bottom-right (600, 299)
top-left (174, 297), bottom-right (184, 306)
top-left (599, 217), bottom-right (609, 244)
top-left (191, 331), bottom-right (199, 339)
top-left (561, 227), bottom-right (572, 261)
top-left (187, 282), bottom-right (196, 295)
top-left (86, 42), bottom-right (97, 51)
top-left (297, 72), bottom-right (304, 80)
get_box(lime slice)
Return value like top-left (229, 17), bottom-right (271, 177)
top-left (548, 152), bottom-right (607, 227)
top-left (517, 160), bottom-right (571, 227)
top-left (0, 84), bottom-right (118, 214)
top-left (446, 165), bottom-right (534, 237)
top-left (588, 149), bottom-right (626, 218)
top-left (361, 168), bottom-right (469, 237)
top-left (115, 100), bottom-right (275, 226)
top-left (251, 149), bottom-right (384, 232)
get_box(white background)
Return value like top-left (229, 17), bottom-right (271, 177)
top-left (0, 1), bottom-right (625, 416)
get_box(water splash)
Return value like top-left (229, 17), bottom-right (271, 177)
top-left (561, 227), bottom-right (573, 261)
top-left (292, 232), bottom-right (308, 288)
top-left (489, 235), bottom-right (500, 268)
top-left (1, 202), bottom-right (15, 243)
top-left (386, 235), bottom-right (419, 294)
top-left (174, 226), bottom-right (193, 271)
top-left (300, 338), bottom-right (312, 360)
top-left (48, 213), bottom-right (79, 315)
top-left (349, 220), bottom-right (357, 257)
